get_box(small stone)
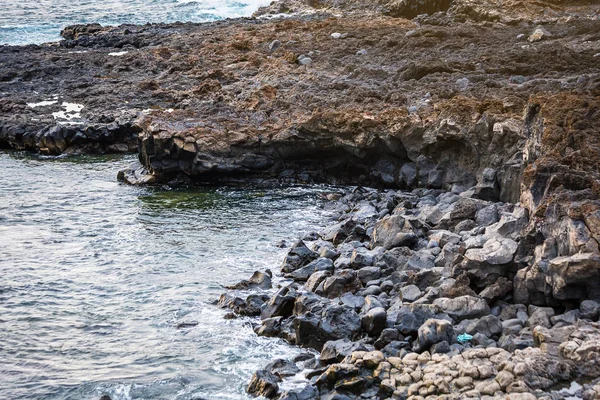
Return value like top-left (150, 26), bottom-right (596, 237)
top-left (268, 40), bottom-right (281, 53)
top-left (456, 78), bottom-right (470, 90)
top-left (331, 32), bottom-right (342, 39)
top-left (528, 25), bottom-right (552, 42)
top-left (298, 57), bottom-right (312, 65)
top-left (356, 49), bottom-right (368, 56)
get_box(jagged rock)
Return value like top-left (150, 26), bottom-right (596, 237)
top-left (285, 257), bottom-right (334, 281)
top-left (247, 370), bottom-right (279, 398)
top-left (580, 300), bottom-right (600, 321)
top-left (281, 240), bottom-right (319, 273)
top-left (261, 287), bottom-right (296, 320)
top-left (415, 318), bottom-right (455, 352)
top-left (225, 270), bottom-right (272, 290)
top-left (371, 215), bottom-right (417, 249)
top-left (455, 315), bottom-right (503, 338)
top-left (361, 307), bottom-right (387, 336)
top-left (400, 284), bottom-right (423, 302)
top-left (433, 296), bottom-right (490, 321)
top-left (480, 277), bottom-right (513, 303)
top-left (548, 253), bottom-right (600, 302)
top-left (388, 303), bottom-right (449, 335)
top-left (218, 293), bottom-right (269, 316)
top-left (320, 338), bottom-right (369, 364)
top-left (322, 270), bottom-right (363, 299)
top-left (306, 271), bottom-right (332, 295)
top-left (265, 359), bottom-right (300, 379)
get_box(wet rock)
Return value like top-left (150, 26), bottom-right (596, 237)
top-left (247, 370), bottom-right (279, 398)
top-left (265, 359), bottom-right (300, 379)
top-left (225, 270), bottom-right (272, 290)
top-left (400, 284), bottom-right (423, 302)
top-left (281, 240), bottom-right (319, 274)
top-left (261, 287), bottom-right (296, 319)
top-left (285, 257), bottom-right (334, 281)
top-left (278, 386), bottom-right (319, 400)
top-left (415, 318), bottom-right (455, 352)
top-left (218, 293), bottom-right (269, 316)
top-left (320, 338), bottom-right (368, 364)
top-left (371, 215), bottom-right (417, 250)
top-left (306, 270), bottom-right (332, 294)
top-left (322, 270), bottom-right (362, 299)
top-left (361, 307), bottom-right (387, 336)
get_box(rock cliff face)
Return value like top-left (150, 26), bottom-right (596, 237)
top-left (2, 0), bottom-right (599, 398)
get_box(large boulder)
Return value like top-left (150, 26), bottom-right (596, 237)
top-left (281, 240), bottom-right (318, 273)
top-left (548, 253), bottom-right (600, 302)
top-left (387, 302), bottom-right (449, 335)
top-left (261, 287), bottom-right (297, 320)
top-left (370, 214), bottom-right (417, 249)
top-left (433, 295), bottom-right (490, 321)
top-left (322, 270), bottom-right (363, 299)
top-left (225, 270), bottom-right (272, 290)
top-left (285, 257), bottom-right (334, 282)
top-left (247, 370), bottom-right (279, 398)
top-left (320, 338), bottom-right (369, 364)
top-left (458, 237), bottom-right (518, 288)
top-left (416, 318), bottom-right (455, 352)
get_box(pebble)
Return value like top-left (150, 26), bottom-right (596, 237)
top-left (356, 49), bottom-right (368, 56)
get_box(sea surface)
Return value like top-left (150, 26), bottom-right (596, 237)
top-left (0, 152), bottom-right (336, 399)
top-left (0, 0), bottom-right (273, 46)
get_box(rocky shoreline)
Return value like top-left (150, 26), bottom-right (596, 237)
top-left (1, 0), bottom-right (599, 398)
top-left (221, 185), bottom-right (600, 399)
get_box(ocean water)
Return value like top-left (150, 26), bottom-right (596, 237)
top-left (0, 152), bottom-right (335, 399)
top-left (0, 0), bottom-right (273, 46)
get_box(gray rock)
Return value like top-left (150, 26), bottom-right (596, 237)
top-left (455, 315), bottom-right (502, 338)
top-left (527, 305), bottom-right (555, 328)
top-left (286, 257), bottom-right (334, 281)
top-left (479, 276), bottom-right (513, 303)
top-left (528, 25), bottom-right (552, 42)
top-left (247, 370), bottom-right (279, 398)
top-left (350, 247), bottom-right (380, 269)
top-left (433, 295), bottom-right (490, 321)
top-left (400, 284), bottom-right (423, 302)
top-left (416, 318), bottom-right (455, 352)
top-left (322, 270), bottom-right (362, 299)
top-left (281, 240), bottom-right (318, 273)
top-left (265, 359), bottom-right (300, 378)
top-left (388, 303), bottom-right (448, 335)
top-left (465, 237), bottom-right (518, 265)
top-left (476, 204), bottom-right (499, 226)
top-left (225, 270), bottom-right (272, 290)
top-left (268, 40), bottom-right (281, 53)
top-left (278, 386), bottom-right (319, 400)
top-left (340, 293), bottom-right (365, 311)
top-left (370, 214), bottom-right (417, 249)
top-left (261, 286), bottom-right (296, 320)
top-left (361, 307), bottom-right (387, 336)
top-left (320, 338), bottom-right (368, 364)
top-left (306, 270), bottom-right (332, 294)
top-left (580, 300), bottom-right (599, 321)
top-left (475, 168), bottom-right (500, 201)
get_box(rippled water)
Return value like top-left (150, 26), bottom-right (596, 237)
top-left (0, 0), bottom-right (272, 45)
top-left (0, 152), bottom-right (335, 400)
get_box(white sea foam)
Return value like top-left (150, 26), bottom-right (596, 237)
top-left (108, 51), bottom-right (129, 56)
top-left (27, 100), bottom-right (58, 108)
top-left (52, 102), bottom-right (84, 123)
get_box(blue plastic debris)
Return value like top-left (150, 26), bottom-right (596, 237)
top-left (457, 333), bottom-right (473, 344)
